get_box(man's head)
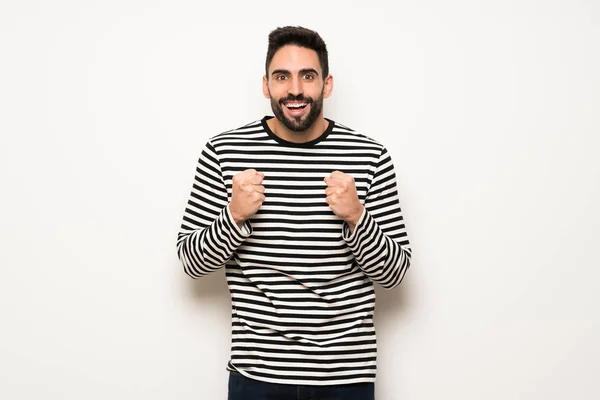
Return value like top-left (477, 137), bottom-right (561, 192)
top-left (263, 26), bottom-right (333, 133)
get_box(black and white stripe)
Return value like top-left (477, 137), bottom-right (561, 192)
top-left (177, 116), bottom-right (411, 385)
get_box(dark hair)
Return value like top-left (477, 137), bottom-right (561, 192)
top-left (265, 26), bottom-right (329, 78)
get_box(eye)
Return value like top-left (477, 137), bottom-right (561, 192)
top-left (303, 74), bottom-right (315, 80)
top-left (276, 75), bottom-right (288, 81)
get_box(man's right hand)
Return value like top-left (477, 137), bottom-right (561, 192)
top-left (229, 169), bottom-right (265, 228)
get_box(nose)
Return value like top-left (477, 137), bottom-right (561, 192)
top-left (288, 76), bottom-right (303, 96)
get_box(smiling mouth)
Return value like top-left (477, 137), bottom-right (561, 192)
top-left (283, 102), bottom-right (309, 110)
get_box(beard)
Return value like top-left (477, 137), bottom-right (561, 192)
top-left (269, 90), bottom-right (324, 132)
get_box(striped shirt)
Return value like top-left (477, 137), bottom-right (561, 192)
top-left (177, 116), bottom-right (412, 386)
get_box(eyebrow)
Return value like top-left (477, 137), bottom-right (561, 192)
top-left (271, 68), bottom-right (320, 77)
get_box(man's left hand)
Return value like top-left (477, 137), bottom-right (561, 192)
top-left (324, 171), bottom-right (364, 232)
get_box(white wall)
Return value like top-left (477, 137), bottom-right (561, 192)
top-left (1, 0), bottom-right (599, 399)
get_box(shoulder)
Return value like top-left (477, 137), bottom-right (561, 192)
top-left (328, 120), bottom-right (386, 151)
top-left (210, 119), bottom-right (265, 142)
top-left (200, 119), bottom-right (268, 153)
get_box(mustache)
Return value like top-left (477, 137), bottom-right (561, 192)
top-left (279, 95), bottom-right (314, 104)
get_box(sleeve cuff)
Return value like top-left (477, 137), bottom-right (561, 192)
top-left (225, 204), bottom-right (252, 237)
top-left (342, 207), bottom-right (368, 242)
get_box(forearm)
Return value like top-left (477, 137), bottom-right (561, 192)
top-left (177, 205), bottom-right (250, 278)
top-left (344, 208), bottom-right (411, 289)
top-left (344, 147), bottom-right (412, 289)
top-left (176, 141), bottom-right (250, 278)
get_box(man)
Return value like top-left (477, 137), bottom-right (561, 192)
top-left (177, 26), bottom-right (412, 400)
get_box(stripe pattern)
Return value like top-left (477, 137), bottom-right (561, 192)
top-left (177, 116), bottom-right (411, 385)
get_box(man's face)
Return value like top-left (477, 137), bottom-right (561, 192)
top-left (263, 45), bottom-right (333, 132)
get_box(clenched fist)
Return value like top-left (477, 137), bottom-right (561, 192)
top-left (229, 169), bottom-right (265, 228)
top-left (324, 171), bottom-right (364, 232)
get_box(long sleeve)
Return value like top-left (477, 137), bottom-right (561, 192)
top-left (176, 141), bottom-right (250, 278)
top-left (343, 147), bottom-right (412, 289)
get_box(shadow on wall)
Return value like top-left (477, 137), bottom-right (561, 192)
top-left (374, 278), bottom-right (415, 319)
top-left (186, 268), bottom-right (230, 311)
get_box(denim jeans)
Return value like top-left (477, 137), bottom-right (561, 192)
top-left (227, 371), bottom-right (375, 400)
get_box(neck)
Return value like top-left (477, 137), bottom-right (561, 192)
top-left (268, 116), bottom-right (328, 144)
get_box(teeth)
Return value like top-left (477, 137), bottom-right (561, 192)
top-left (286, 103), bottom-right (307, 109)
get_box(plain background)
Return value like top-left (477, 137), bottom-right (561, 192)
top-left (1, 0), bottom-right (599, 399)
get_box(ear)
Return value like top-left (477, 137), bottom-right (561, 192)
top-left (322, 74), bottom-right (334, 99)
top-left (262, 75), bottom-right (270, 99)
